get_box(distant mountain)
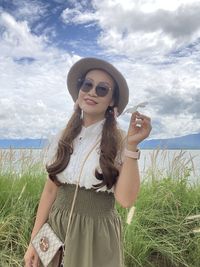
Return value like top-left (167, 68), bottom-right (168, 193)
top-left (0, 139), bottom-right (48, 149)
top-left (139, 132), bottom-right (200, 149)
top-left (0, 133), bottom-right (199, 149)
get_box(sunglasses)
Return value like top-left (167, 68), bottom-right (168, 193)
top-left (78, 78), bottom-right (112, 97)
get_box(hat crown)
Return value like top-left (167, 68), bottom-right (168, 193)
top-left (67, 57), bottom-right (129, 115)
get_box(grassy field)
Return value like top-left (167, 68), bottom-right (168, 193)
top-left (0, 148), bottom-right (199, 266)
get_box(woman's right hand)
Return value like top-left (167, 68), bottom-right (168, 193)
top-left (24, 243), bottom-right (40, 267)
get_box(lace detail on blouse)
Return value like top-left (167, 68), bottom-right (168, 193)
top-left (44, 119), bottom-right (126, 193)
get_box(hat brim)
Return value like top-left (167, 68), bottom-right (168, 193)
top-left (66, 57), bottom-right (129, 115)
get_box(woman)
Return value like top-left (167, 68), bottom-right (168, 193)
top-left (24, 57), bottom-right (152, 267)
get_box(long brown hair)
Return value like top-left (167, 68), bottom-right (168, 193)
top-left (46, 76), bottom-right (124, 190)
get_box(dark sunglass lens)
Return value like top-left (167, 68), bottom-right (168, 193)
top-left (81, 80), bottom-right (93, 92)
top-left (77, 78), bottom-right (84, 89)
top-left (96, 85), bottom-right (109, 96)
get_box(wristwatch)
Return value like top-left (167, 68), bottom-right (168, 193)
top-left (124, 148), bottom-right (141, 160)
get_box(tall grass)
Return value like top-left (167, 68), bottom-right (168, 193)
top-left (119, 149), bottom-right (200, 267)
top-left (0, 148), bottom-right (199, 267)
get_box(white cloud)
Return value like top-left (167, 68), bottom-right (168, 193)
top-left (138, 0), bottom-right (200, 12)
top-left (1, 0), bottom-right (200, 140)
top-left (61, 8), bottom-right (96, 25)
top-left (60, 0), bottom-right (199, 138)
top-left (0, 54), bottom-right (80, 138)
top-left (61, 0), bottom-right (200, 60)
top-left (0, 12), bottom-right (81, 139)
top-left (97, 3), bottom-right (200, 38)
top-left (8, 0), bottom-right (49, 24)
top-left (0, 12), bottom-right (48, 58)
top-left (107, 51), bottom-right (200, 139)
top-left (94, 0), bottom-right (200, 59)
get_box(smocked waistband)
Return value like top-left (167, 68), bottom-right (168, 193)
top-left (53, 183), bottom-right (116, 217)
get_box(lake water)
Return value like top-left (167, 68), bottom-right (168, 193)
top-left (0, 149), bottom-right (199, 183)
top-left (138, 149), bottom-right (200, 183)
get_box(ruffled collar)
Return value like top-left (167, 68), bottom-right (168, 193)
top-left (80, 118), bottom-right (105, 139)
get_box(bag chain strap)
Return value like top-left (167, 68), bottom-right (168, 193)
top-left (60, 134), bottom-right (102, 266)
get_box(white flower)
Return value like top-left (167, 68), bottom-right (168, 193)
top-left (123, 101), bottom-right (149, 114)
top-left (192, 228), bottom-right (200, 234)
top-left (186, 214), bottom-right (200, 220)
top-left (126, 206), bottom-right (136, 225)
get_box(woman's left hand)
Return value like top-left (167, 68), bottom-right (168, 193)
top-left (127, 111), bottom-right (152, 147)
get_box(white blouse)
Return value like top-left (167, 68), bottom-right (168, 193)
top-left (44, 118), bottom-right (126, 194)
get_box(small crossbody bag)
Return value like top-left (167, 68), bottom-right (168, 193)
top-left (31, 135), bottom-right (101, 267)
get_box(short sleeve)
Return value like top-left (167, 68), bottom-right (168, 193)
top-left (43, 129), bottom-right (64, 166)
top-left (115, 128), bottom-right (127, 166)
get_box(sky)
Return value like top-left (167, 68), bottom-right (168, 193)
top-left (0, 0), bottom-right (200, 140)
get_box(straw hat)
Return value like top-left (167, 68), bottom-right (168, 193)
top-left (67, 57), bottom-right (129, 115)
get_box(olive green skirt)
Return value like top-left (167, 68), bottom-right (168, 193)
top-left (43, 183), bottom-right (124, 267)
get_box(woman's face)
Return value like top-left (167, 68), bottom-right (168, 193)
top-left (77, 69), bottom-right (115, 118)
